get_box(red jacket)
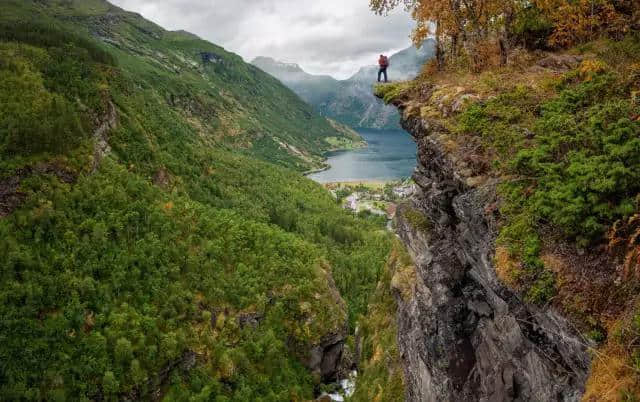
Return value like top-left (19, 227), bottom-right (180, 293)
top-left (379, 56), bottom-right (389, 68)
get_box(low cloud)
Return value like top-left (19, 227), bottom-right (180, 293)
top-left (109, 0), bottom-right (415, 79)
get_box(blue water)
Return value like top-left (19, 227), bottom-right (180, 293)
top-left (309, 129), bottom-right (417, 183)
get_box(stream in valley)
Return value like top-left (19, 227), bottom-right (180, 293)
top-left (311, 129), bottom-right (416, 401)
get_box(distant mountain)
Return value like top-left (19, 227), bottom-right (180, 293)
top-left (251, 57), bottom-right (340, 107)
top-left (347, 42), bottom-right (437, 83)
top-left (252, 40), bottom-right (435, 130)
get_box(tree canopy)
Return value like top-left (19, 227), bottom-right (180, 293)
top-left (370, 0), bottom-right (639, 70)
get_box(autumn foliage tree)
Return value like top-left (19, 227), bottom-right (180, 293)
top-left (370, 0), bottom-right (522, 71)
top-left (534, 0), bottom-right (638, 47)
top-left (370, 0), bottom-right (639, 71)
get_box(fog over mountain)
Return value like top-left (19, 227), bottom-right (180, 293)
top-left (253, 40), bottom-right (436, 130)
top-left (109, 0), bottom-right (415, 79)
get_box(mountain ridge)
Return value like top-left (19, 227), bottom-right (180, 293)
top-left (252, 39), bottom-right (436, 130)
top-left (3, 0), bottom-right (360, 172)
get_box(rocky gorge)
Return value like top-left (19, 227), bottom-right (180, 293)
top-left (381, 88), bottom-right (594, 401)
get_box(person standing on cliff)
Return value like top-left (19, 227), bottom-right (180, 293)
top-left (378, 54), bottom-right (389, 83)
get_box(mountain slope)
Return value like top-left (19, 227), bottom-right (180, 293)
top-left (252, 40), bottom-right (435, 130)
top-left (1, 0), bottom-right (359, 171)
top-left (0, 0), bottom-right (392, 400)
top-left (251, 57), bottom-right (341, 107)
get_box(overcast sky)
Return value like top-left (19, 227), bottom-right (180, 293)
top-left (109, 0), bottom-right (415, 79)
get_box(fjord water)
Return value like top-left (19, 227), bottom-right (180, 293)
top-left (309, 129), bottom-right (417, 183)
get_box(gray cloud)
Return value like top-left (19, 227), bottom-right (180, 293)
top-left (109, 0), bottom-right (414, 79)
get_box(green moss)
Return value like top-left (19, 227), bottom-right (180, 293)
top-left (374, 82), bottom-right (413, 104)
top-left (403, 207), bottom-right (431, 232)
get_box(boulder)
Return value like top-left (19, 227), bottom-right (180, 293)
top-left (535, 54), bottom-right (584, 72)
top-left (306, 332), bottom-right (346, 383)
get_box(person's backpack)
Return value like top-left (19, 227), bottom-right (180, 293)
top-left (381, 56), bottom-right (389, 67)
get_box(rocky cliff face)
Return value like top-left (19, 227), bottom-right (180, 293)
top-left (390, 105), bottom-right (592, 401)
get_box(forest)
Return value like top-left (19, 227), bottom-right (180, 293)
top-left (0, 1), bottom-right (393, 400)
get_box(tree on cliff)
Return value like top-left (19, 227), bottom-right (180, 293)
top-left (370, 0), bottom-right (521, 70)
top-left (534, 0), bottom-right (638, 47)
top-left (370, 0), bottom-right (637, 71)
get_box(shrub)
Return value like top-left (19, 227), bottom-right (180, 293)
top-left (0, 62), bottom-right (85, 156)
top-left (514, 96), bottom-right (640, 242)
top-left (525, 269), bottom-right (556, 304)
top-left (0, 21), bottom-right (115, 66)
top-left (460, 69), bottom-right (639, 303)
top-left (578, 59), bottom-right (609, 79)
top-left (511, 5), bottom-right (554, 50)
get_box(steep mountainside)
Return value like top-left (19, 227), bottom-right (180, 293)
top-left (1, 0), bottom-right (361, 172)
top-left (347, 42), bottom-right (437, 83)
top-left (0, 0), bottom-right (392, 400)
top-left (389, 106), bottom-right (589, 401)
top-left (250, 57), bottom-right (340, 108)
top-left (252, 40), bottom-right (435, 130)
top-left (376, 35), bottom-right (640, 400)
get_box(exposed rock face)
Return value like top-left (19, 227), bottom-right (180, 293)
top-left (152, 167), bottom-right (172, 189)
top-left (307, 331), bottom-right (347, 383)
top-left (392, 112), bottom-right (591, 401)
top-left (534, 54), bottom-right (584, 72)
top-left (121, 350), bottom-right (198, 401)
top-left (0, 163), bottom-right (76, 218)
top-left (0, 170), bottom-right (28, 218)
top-left (305, 268), bottom-right (349, 383)
top-left (236, 312), bottom-right (264, 330)
top-left (92, 100), bottom-right (118, 172)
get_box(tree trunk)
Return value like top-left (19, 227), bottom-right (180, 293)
top-left (500, 6), bottom-right (515, 66)
top-left (499, 37), bottom-right (508, 66)
top-left (436, 38), bottom-right (445, 71)
top-left (435, 24), bottom-right (445, 71)
top-left (451, 33), bottom-right (459, 59)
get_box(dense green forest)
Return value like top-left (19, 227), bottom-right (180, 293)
top-left (0, 0), bottom-right (392, 400)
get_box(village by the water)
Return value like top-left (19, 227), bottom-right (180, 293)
top-left (325, 179), bottom-right (415, 227)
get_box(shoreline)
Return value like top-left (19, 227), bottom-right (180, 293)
top-left (322, 179), bottom-right (399, 188)
top-left (305, 128), bottom-right (415, 183)
top-left (303, 164), bottom-right (331, 176)
top-left (303, 138), bottom-right (369, 177)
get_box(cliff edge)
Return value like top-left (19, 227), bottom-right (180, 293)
top-left (376, 37), bottom-right (640, 400)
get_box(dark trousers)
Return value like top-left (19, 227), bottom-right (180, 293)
top-left (378, 67), bottom-right (388, 82)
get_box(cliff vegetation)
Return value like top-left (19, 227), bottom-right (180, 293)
top-left (373, 0), bottom-right (640, 398)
